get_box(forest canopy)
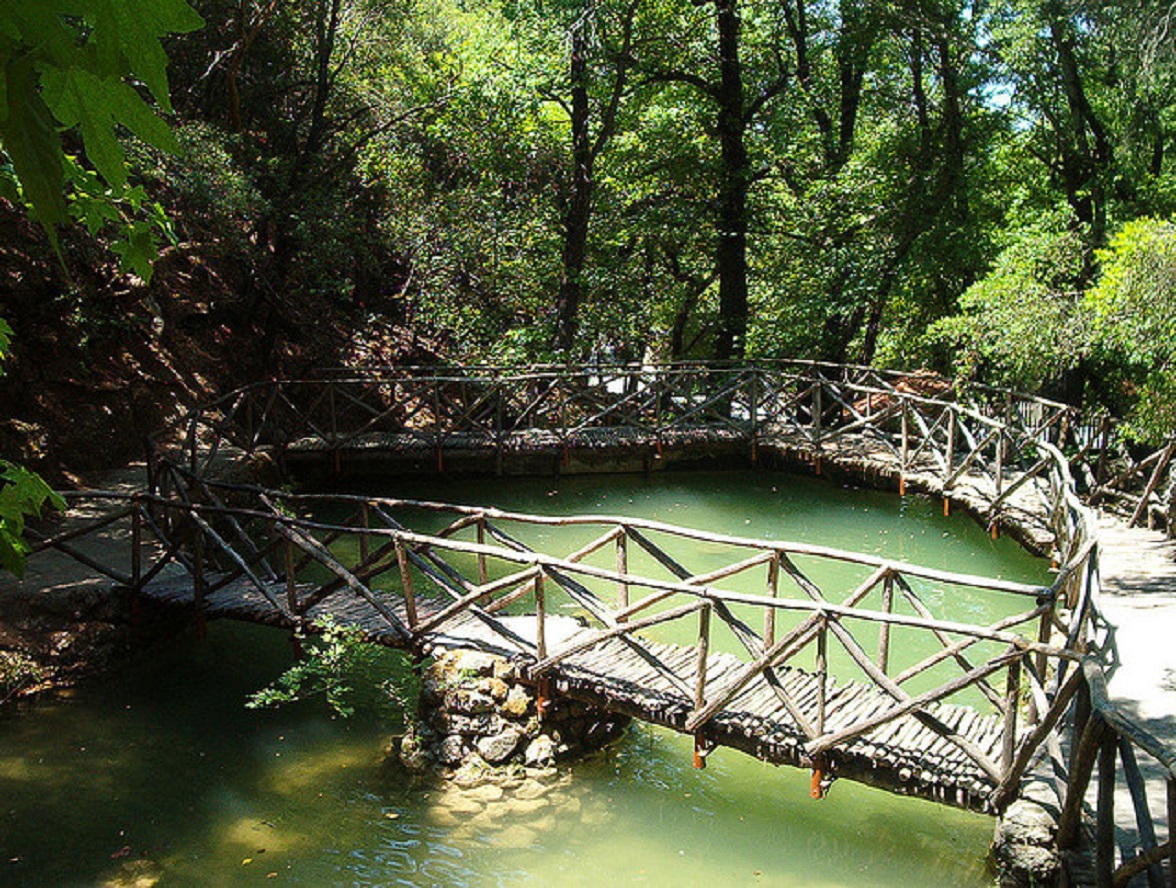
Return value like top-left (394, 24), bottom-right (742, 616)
top-left (4, 0), bottom-right (1176, 444)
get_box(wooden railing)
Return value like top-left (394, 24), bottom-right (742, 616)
top-left (1059, 658), bottom-right (1175, 887)
top-left (20, 361), bottom-right (1171, 877)
top-left (59, 474), bottom-right (1083, 811)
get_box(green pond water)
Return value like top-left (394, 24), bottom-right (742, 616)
top-left (0, 470), bottom-right (1049, 886)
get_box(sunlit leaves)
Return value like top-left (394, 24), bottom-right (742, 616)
top-left (927, 210), bottom-right (1091, 389)
top-left (0, 322), bottom-right (64, 577)
top-left (1087, 217), bottom-right (1176, 442)
top-left (0, 461), bottom-right (64, 578)
top-left (0, 0), bottom-right (201, 227)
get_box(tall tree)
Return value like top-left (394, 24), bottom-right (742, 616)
top-left (636, 0), bottom-right (788, 360)
top-left (550, 0), bottom-right (639, 354)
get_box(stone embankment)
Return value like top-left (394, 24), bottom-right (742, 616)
top-left (385, 650), bottom-right (631, 847)
top-left (393, 650), bottom-right (629, 782)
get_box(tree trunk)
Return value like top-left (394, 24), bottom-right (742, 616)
top-left (713, 0), bottom-right (749, 362)
top-left (553, 21), bottom-right (594, 355)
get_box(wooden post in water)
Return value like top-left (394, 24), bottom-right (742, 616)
top-left (693, 601), bottom-right (711, 769)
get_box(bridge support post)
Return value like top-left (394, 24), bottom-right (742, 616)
top-left (693, 731), bottom-right (709, 769)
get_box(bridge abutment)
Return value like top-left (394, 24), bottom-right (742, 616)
top-left (392, 650), bottom-right (629, 784)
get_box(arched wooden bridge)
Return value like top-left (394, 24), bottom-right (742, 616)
top-left (26, 361), bottom-right (1174, 885)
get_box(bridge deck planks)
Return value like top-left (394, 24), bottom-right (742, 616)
top-left (140, 573), bottom-right (1011, 811)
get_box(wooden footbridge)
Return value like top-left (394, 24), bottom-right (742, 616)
top-left (25, 362), bottom-right (1175, 885)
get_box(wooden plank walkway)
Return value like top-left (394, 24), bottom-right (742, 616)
top-left (139, 572), bottom-right (1011, 811)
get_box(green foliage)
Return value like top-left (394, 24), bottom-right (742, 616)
top-left (0, 0), bottom-right (202, 221)
top-left (0, 650), bottom-right (45, 701)
top-left (927, 212), bottom-right (1091, 390)
top-left (1088, 217), bottom-right (1176, 442)
top-left (0, 460), bottom-right (65, 578)
top-left (0, 322), bottom-right (65, 578)
top-left (246, 616), bottom-right (405, 719)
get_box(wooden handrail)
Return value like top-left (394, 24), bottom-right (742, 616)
top-left (36, 362), bottom-right (1176, 857)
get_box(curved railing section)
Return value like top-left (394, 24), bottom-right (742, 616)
top-left (22, 362), bottom-right (1172, 880)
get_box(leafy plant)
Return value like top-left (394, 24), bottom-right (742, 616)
top-left (0, 0), bottom-right (203, 222)
top-left (0, 319), bottom-right (65, 577)
top-left (1088, 217), bottom-right (1176, 443)
top-left (246, 615), bottom-right (408, 719)
top-left (0, 650), bottom-right (45, 703)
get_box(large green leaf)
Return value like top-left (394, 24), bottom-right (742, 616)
top-left (0, 55), bottom-right (66, 224)
top-left (86, 0), bottom-right (203, 111)
top-left (42, 67), bottom-right (178, 188)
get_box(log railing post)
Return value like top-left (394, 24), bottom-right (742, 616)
top-left (359, 502), bottom-right (370, 565)
top-left (285, 537), bottom-right (298, 617)
top-left (495, 382), bottom-right (505, 476)
top-left (193, 519), bottom-right (206, 637)
top-left (813, 376), bottom-right (824, 468)
top-left (945, 408), bottom-right (956, 487)
top-left (130, 500), bottom-right (142, 595)
top-left (1001, 656), bottom-right (1022, 777)
top-left (1095, 416), bottom-right (1111, 486)
top-left (994, 428), bottom-right (1005, 501)
top-left (816, 615), bottom-right (828, 736)
top-left (616, 529), bottom-right (629, 617)
top-left (695, 601), bottom-right (711, 715)
top-left (1116, 736), bottom-right (1164, 888)
top-left (1096, 729), bottom-right (1117, 888)
top-left (395, 539), bottom-right (418, 630)
top-left (1059, 680), bottom-right (1100, 848)
top-left (764, 553), bottom-right (780, 646)
top-left (749, 369), bottom-right (760, 465)
top-left (878, 573), bottom-right (893, 674)
top-left (900, 400), bottom-right (910, 495)
top-left (1130, 434), bottom-right (1176, 529)
top-left (1167, 777), bottom-right (1175, 885)
top-left (535, 571), bottom-right (547, 661)
top-left (476, 517), bottom-right (489, 586)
